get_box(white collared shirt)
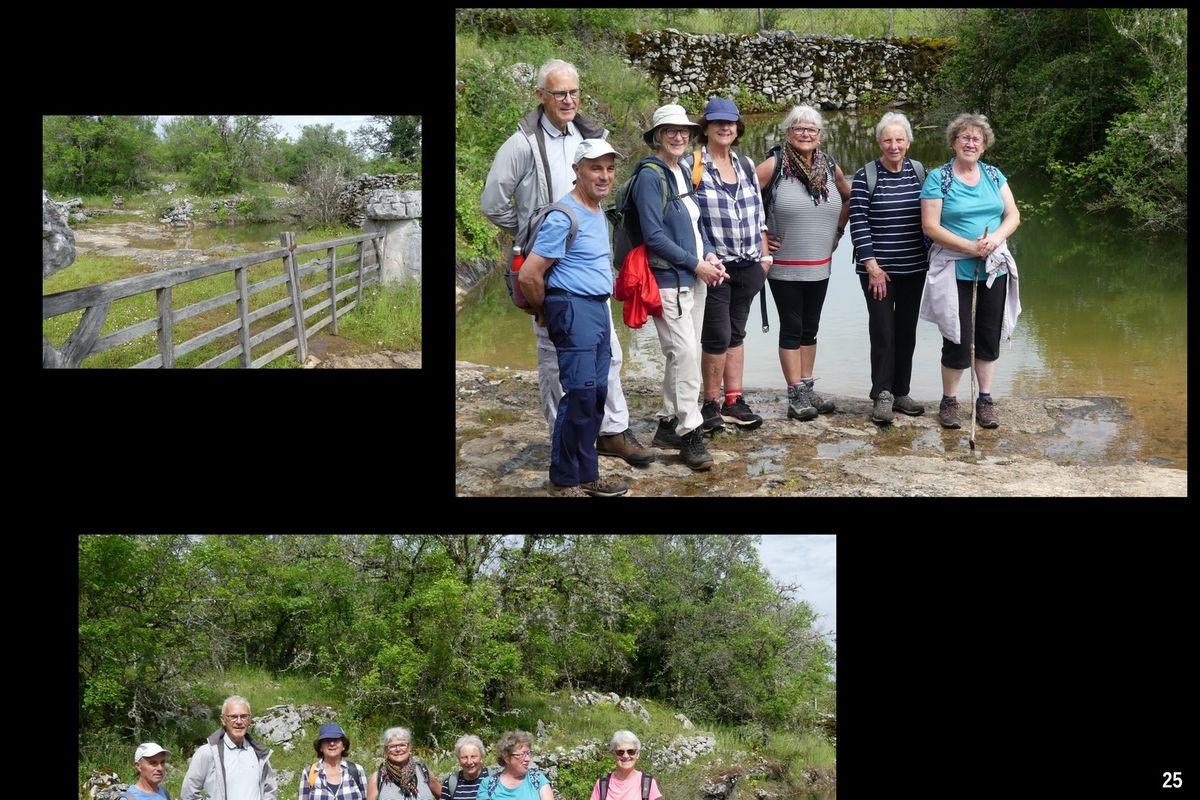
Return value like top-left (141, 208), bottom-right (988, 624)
top-left (539, 113), bottom-right (583, 202)
top-left (223, 735), bottom-right (262, 800)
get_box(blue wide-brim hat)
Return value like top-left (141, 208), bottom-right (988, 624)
top-left (316, 722), bottom-right (349, 748)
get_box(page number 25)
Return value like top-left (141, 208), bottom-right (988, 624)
top-left (1162, 772), bottom-right (1182, 789)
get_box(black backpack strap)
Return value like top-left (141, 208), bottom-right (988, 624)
top-left (533, 109), bottom-right (555, 203)
top-left (377, 766), bottom-right (387, 792)
top-left (348, 762), bottom-right (364, 795)
top-left (641, 773), bottom-right (653, 800)
top-left (599, 773), bottom-right (612, 800)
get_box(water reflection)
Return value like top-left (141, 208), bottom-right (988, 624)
top-left (457, 110), bottom-right (1187, 467)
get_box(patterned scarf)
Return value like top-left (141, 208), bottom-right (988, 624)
top-left (781, 140), bottom-right (831, 205)
top-left (380, 758), bottom-right (418, 797)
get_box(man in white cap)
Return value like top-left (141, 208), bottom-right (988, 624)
top-left (125, 743), bottom-right (171, 800)
top-left (518, 139), bottom-right (629, 496)
top-left (481, 58), bottom-right (654, 469)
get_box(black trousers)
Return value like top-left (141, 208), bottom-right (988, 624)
top-left (859, 271), bottom-right (925, 399)
top-left (941, 273), bottom-right (1007, 369)
top-left (768, 277), bottom-right (830, 349)
top-left (701, 259), bottom-right (768, 355)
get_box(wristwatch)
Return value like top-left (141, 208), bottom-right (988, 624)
top-left (760, 255), bottom-right (773, 265)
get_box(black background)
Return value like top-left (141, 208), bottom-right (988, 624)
top-left (29, 8), bottom-right (1190, 797)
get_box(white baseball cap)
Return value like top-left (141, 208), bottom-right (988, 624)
top-left (135, 742), bottom-right (170, 762)
top-left (573, 139), bottom-right (623, 165)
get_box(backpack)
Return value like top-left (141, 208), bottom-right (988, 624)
top-left (506, 202), bottom-right (579, 309)
top-left (864, 157), bottom-right (926, 195)
top-left (598, 772), bottom-right (654, 800)
top-left (308, 761), bottom-right (365, 795)
top-left (607, 160), bottom-right (694, 272)
top-left (482, 769), bottom-right (544, 800)
top-left (760, 145), bottom-right (839, 219)
top-left (374, 761), bottom-right (431, 797)
top-left (444, 767), bottom-right (488, 798)
top-left (935, 160), bottom-right (1001, 196)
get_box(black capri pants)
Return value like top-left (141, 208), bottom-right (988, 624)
top-left (768, 277), bottom-right (830, 349)
top-left (701, 259), bottom-right (768, 355)
top-left (941, 273), bottom-right (1007, 369)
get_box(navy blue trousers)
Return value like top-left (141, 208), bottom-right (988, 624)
top-left (544, 292), bottom-right (611, 487)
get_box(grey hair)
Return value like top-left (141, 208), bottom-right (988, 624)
top-left (536, 59), bottom-right (579, 90)
top-left (650, 126), bottom-right (693, 150)
top-left (782, 104), bottom-right (824, 135)
top-left (875, 112), bottom-right (914, 143)
top-left (609, 730), bottom-right (641, 752)
top-left (945, 113), bottom-right (995, 150)
top-left (381, 727), bottom-right (412, 747)
top-left (494, 730), bottom-right (533, 766)
top-left (454, 735), bottom-right (485, 759)
top-left (221, 695), bottom-right (251, 716)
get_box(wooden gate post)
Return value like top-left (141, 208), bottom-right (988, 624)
top-left (326, 246), bottom-right (339, 335)
top-left (279, 231), bottom-right (308, 363)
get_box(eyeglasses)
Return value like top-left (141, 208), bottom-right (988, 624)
top-left (545, 89), bottom-right (581, 102)
top-left (386, 743), bottom-right (410, 750)
top-left (663, 127), bottom-right (693, 140)
top-left (614, 749), bottom-right (638, 757)
top-left (956, 135), bottom-right (983, 144)
top-left (789, 126), bottom-right (820, 136)
top-left (510, 751), bottom-right (532, 760)
top-left (223, 714), bottom-right (251, 721)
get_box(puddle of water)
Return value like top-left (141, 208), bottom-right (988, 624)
top-left (816, 440), bottom-right (871, 459)
top-left (1042, 418), bottom-right (1123, 464)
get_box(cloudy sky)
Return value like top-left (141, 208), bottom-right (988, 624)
top-left (755, 534), bottom-right (837, 649)
top-left (155, 115), bottom-right (373, 141)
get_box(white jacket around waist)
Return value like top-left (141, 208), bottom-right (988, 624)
top-left (920, 241), bottom-right (1022, 344)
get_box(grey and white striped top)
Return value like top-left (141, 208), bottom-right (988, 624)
top-left (766, 165), bottom-right (842, 282)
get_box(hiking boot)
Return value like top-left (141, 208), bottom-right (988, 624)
top-left (721, 395), bottom-right (764, 430)
top-left (679, 427), bottom-right (715, 471)
top-left (938, 397), bottom-right (962, 429)
top-left (893, 395), bottom-right (925, 416)
top-left (802, 378), bottom-right (836, 414)
top-left (787, 384), bottom-right (818, 421)
top-left (871, 390), bottom-right (894, 425)
top-left (580, 478), bottom-right (629, 497)
top-left (652, 417), bottom-right (683, 448)
top-left (597, 428), bottom-right (656, 467)
top-left (976, 396), bottom-right (1000, 428)
top-left (700, 399), bottom-right (725, 432)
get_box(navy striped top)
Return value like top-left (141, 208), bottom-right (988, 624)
top-left (848, 158), bottom-right (928, 275)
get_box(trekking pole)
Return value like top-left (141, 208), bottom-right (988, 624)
top-left (969, 227), bottom-right (987, 452)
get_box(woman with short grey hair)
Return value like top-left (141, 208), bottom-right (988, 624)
top-left (756, 104), bottom-right (852, 422)
top-left (442, 735), bottom-right (489, 800)
top-left (478, 731), bottom-right (553, 800)
top-left (848, 110), bottom-right (930, 424)
top-left (587, 731), bottom-right (662, 800)
top-left (366, 727), bottom-right (440, 800)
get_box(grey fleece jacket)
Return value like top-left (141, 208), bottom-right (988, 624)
top-left (180, 729), bottom-right (278, 800)
top-left (480, 105), bottom-right (607, 261)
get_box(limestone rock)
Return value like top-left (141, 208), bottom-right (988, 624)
top-left (43, 190), bottom-right (76, 278)
top-left (673, 713), bottom-right (695, 730)
top-left (81, 770), bottom-right (124, 800)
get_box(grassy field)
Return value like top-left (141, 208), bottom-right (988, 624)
top-left (43, 224), bottom-right (420, 367)
top-left (79, 667), bottom-right (833, 799)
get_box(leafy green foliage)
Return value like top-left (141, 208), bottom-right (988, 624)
top-left (43, 115), bottom-right (159, 194)
top-left (354, 115), bottom-right (422, 163)
top-left (279, 124), bottom-right (363, 184)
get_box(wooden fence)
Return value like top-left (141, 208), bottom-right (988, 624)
top-left (42, 230), bottom-right (385, 368)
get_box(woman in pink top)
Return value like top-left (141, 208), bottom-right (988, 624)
top-left (588, 731), bottom-right (662, 800)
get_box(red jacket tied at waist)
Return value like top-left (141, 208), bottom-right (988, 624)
top-left (613, 244), bottom-right (662, 328)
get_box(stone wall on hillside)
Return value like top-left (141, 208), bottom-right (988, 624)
top-left (625, 30), bottom-right (953, 110)
top-left (339, 173), bottom-right (421, 227)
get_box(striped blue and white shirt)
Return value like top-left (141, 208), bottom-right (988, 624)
top-left (849, 158), bottom-right (928, 275)
top-left (685, 147), bottom-right (765, 264)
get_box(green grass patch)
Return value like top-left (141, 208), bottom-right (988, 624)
top-left (478, 408), bottom-right (519, 425)
top-left (334, 282), bottom-right (422, 352)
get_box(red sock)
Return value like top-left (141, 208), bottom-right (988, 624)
top-left (724, 389), bottom-right (742, 406)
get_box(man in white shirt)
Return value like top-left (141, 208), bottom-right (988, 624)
top-left (181, 695), bottom-right (277, 800)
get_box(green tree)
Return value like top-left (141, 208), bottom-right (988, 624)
top-left (354, 115), bottom-right (422, 164)
top-left (280, 124), bottom-right (362, 184)
top-left (43, 115), bottom-right (159, 194)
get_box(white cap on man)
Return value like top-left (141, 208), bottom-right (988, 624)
top-left (573, 139), bottom-right (623, 164)
top-left (135, 742), bottom-right (170, 762)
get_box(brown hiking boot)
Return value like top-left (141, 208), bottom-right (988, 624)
top-left (596, 429), bottom-right (656, 467)
top-left (976, 396), bottom-right (1000, 428)
top-left (892, 395), bottom-right (925, 416)
top-left (549, 478), bottom-right (628, 497)
top-left (938, 397), bottom-right (962, 429)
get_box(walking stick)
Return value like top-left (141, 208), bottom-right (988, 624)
top-left (969, 227), bottom-right (987, 452)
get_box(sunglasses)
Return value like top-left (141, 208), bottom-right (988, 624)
top-left (614, 749), bottom-right (638, 757)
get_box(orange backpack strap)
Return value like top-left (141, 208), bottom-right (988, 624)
top-left (691, 148), bottom-right (705, 189)
top-left (308, 763), bottom-right (320, 789)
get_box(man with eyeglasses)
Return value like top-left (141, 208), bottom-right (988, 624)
top-left (482, 58), bottom-right (654, 471)
top-left (181, 695), bottom-right (278, 800)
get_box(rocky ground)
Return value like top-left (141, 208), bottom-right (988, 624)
top-left (456, 362), bottom-right (1187, 497)
top-left (73, 219), bottom-right (269, 269)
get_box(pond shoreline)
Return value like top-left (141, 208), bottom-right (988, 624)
top-left (456, 361), bottom-right (1186, 497)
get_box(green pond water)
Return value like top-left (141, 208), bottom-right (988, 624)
top-left (457, 111), bottom-right (1187, 469)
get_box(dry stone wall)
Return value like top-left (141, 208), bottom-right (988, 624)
top-left (625, 30), bottom-right (953, 110)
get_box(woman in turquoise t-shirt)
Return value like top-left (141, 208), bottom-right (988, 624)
top-left (475, 731), bottom-right (553, 800)
top-left (919, 113), bottom-right (1020, 430)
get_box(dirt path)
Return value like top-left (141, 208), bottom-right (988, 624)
top-left (455, 362), bottom-right (1186, 497)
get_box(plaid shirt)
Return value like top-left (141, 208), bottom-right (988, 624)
top-left (299, 761), bottom-right (367, 800)
top-left (686, 147), bottom-right (766, 263)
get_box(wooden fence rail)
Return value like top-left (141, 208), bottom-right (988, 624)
top-left (42, 230), bottom-right (386, 368)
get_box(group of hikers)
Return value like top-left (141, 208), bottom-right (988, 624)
top-left (480, 58), bottom-right (1022, 497)
top-left (120, 696), bottom-right (659, 800)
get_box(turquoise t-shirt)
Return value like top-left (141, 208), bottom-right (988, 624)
top-left (532, 193), bottom-right (614, 297)
top-left (920, 164), bottom-right (1008, 280)
top-left (125, 787), bottom-right (169, 800)
top-left (476, 771), bottom-right (548, 800)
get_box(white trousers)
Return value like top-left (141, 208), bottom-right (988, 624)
top-left (534, 298), bottom-right (630, 436)
top-left (652, 281), bottom-right (707, 436)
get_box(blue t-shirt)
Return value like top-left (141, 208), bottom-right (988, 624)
top-left (532, 192), bottom-right (614, 297)
top-left (919, 164), bottom-right (1007, 280)
top-left (476, 771), bottom-right (548, 800)
top-left (125, 787), bottom-right (169, 800)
